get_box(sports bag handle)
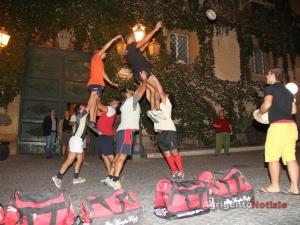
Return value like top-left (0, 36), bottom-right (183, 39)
top-left (170, 181), bottom-right (208, 210)
top-left (172, 179), bottom-right (199, 188)
top-left (115, 191), bottom-right (135, 213)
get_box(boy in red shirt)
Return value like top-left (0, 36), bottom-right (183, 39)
top-left (212, 110), bottom-right (233, 156)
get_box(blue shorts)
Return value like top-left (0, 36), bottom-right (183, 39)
top-left (97, 135), bottom-right (114, 156)
top-left (88, 84), bottom-right (104, 96)
top-left (116, 130), bottom-right (134, 155)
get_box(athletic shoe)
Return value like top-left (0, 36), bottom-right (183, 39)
top-left (176, 172), bottom-right (185, 180)
top-left (171, 172), bottom-right (178, 181)
top-left (152, 109), bottom-right (166, 120)
top-left (79, 109), bottom-right (88, 118)
top-left (73, 177), bottom-right (86, 184)
top-left (52, 176), bottom-right (62, 188)
top-left (103, 177), bottom-right (114, 187)
top-left (110, 180), bottom-right (122, 190)
top-left (101, 176), bottom-right (111, 184)
top-left (147, 110), bottom-right (159, 123)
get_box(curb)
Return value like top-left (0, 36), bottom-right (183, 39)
top-left (146, 145), bottom-right (264, 158)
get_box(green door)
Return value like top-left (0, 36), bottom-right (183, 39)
top-left (18, 47), bottom-right (94, 154)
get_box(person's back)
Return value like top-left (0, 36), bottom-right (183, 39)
top-left (265, 83), bottom-right (294, 123)
top-left (117, 96), bottom-right (141, 131)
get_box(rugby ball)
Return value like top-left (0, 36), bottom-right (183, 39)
top-left (206, 9), bottom-right (217, 20)
top-left (253, 109), bottom-right (269, 124)
top-left (285, 82), bottom-right (298, 95)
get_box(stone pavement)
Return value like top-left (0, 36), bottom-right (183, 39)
top-left (1, 150), bottom-right (300, 225)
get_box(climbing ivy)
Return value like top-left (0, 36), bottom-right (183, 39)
top-left (0, 0), bottom-right (299, 144)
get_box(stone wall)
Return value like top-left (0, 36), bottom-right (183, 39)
top-left (213, 30), bottom-right (241, 82)
top-left (0, 95), bottom-right (20, 155)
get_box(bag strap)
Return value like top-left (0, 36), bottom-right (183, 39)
top-left (170, 183), bottom-right (206, 210)
top-left (115, 191), bottom-right (136, 213)
top-left (90, 196), bottom-right (113, 213)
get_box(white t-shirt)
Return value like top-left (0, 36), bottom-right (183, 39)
top-left (154, 98), bottom-right (176, 132)
top-left (117, 95), bottom-right (141, 131)
top-left (106, 106), bottom-right (116, 117)
top-left (70, 114), bottom-right (77, 134)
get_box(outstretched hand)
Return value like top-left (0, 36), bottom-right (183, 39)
top-left (114, 35), bottom-right (122, 41)
top-left (111, 82), bottom-right (119, 88)
top-left (155, 21), bottom-right (163, 31)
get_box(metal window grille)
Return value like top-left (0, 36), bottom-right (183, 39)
top-left (170, 33), bottom-right (189, 63)
top-left (251, 48), bottom-right (265, 75)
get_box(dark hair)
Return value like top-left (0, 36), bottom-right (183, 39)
top-left (123, 34), bottom-right (132, 44)
top-left (48, 108), bottom-right (54, 113)
top-left (165, 91), bottom-right (176, 109)
top-left (269, 68), bottom-right (285, 83)
top-left (119, 88), bottom-right (127, 100)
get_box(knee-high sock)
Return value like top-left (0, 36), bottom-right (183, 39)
top-left (165, 156), bottom-right (177, 173)
top-left (173, 154), bottom-right (183, 172)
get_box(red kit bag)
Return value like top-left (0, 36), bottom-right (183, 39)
top-left (5, 190), bottom-right (75, 225)
top-left (79, 189), bottom-right (143, 225)
top-left (154, 179), bottom-right (211, 219)
top-left (198, 168), bottom-right (254, 209)
top-left (0, 203), bottom-right (5, 225)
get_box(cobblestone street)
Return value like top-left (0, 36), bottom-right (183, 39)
top-left (1, 150), bottom-right (300, 225)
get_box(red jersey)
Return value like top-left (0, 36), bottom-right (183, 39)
top-left (96, 107), bottom-right (116, 136)
top-left (213, 117), bottom-right (231, 133)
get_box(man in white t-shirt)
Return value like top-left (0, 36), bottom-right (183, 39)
top-left (103, 72), bottom-right (147, 190)
top-left (52, 104), bottom-right (88, 188)
top-left (153, 91), bottom-right (184, 180)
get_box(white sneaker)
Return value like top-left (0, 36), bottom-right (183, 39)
top-left (52, 176), bottom-right (62, 188)
top-left (111, 180), bottom-right (122, 190)
top-left (147, 110), bottom-right (159, 123)
top-left (177, 172), bottom-right (185, 180)
top-left (103, 177), bottom-right (114, 187)
top-left (73, 177), bottom-right (86, 184)
top-left (101, 176), bottom-right (111, 184)
top-left (152, 109), bottom-right (166, 120)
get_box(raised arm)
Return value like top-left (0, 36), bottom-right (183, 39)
top-left (135, 72), bottom-right (148, 98)
top-left (96, 35), bottom-right (122, 56)
top-left (136, 21), bottom-right (163, 49)
top-left (103, 71), bottom-right (118, 87)
top-left (97, 101), bottom-right (108, 113)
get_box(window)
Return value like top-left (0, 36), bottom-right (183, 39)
top-left (251, 48), bottom-right (266, 75)
top-left (170, 33), bottom-right (189, 63)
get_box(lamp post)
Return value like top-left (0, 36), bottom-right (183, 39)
top-left (0, 27), bottom-right (11, 48)
top-left (133, 23), bottom-right (146, 42)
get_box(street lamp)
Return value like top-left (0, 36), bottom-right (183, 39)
top-left (133, 23), bottom-right (145, 42)
top-left (116, 40), bottom-right (126, 55)
top-left (148, 40), bottom-right (160, 56)
top-left (0, 27), bottom-right (11, 48)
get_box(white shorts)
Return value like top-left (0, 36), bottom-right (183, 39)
top-left (69, 136), bottom-right (83, 153)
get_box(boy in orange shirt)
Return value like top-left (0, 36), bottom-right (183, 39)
top-left (85, 35), bottom-right (122, 132)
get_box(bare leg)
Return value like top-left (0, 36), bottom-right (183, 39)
top-left (146, 84), bottom-right (156, 110)
top-left (263, 161), bottom-right (281, 192)
top-left (59, 151), bottom-right (77, 174)
top-left (88, 92), bottom-right (100, 123)
top-left (112, 154), bottom-right (127, 177)
top-left (74, 153), bottom-right (84, 173)
top-left (148, 75), bottom-right (164, 100)
top-left (101, 154), bottom-right (114, 173)
top-left (286, 160), bottom-right (299, 194)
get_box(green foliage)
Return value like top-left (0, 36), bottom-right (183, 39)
top-left (0, 0), bottom-right (299, 144)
